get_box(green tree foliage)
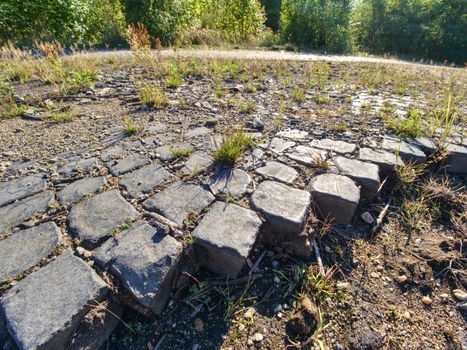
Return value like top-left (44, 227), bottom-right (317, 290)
top-left (260, 0), bottom-right (282, 31)
top-left (0, 0), bottom-right (125, 46)
top-left (351, 0), bottom-right (467, 64)
top-left (279, 0), bottom-right (352, 52)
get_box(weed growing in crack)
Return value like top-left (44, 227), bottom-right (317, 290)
top-left (237, 100), bottom-right (256, 113)
top-left (165, 63), bottom-right (183, 88)
top-left (291, 87), bottom-right (305, 103)
top-left (171, 147), bottom-right (194, 159)
top-left (385, 108), bottom-right (424, 139)
top-left (122, 117), bottom-right (139, 135)
top-left (213, 129), bottom-right (254, 165)
top-left (50, 109), bottom-right (73, 123)
top-left (138, 84), bottom-right (168, 107)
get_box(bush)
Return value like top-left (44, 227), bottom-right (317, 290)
top-left (279, 0), bottom-right (352, 52)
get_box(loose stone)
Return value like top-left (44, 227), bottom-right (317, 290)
top-left (287, 146), bottom-right (327, 166)
top-left (309, 174), bottom-right (360, 224)
top-left (259, 137), bottom-right (295, 154)
top-left (192, 202), bottom-right (262, 278)
top-left (311, 138), bottom-right (357, 154)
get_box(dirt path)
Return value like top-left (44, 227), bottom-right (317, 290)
top-left (77, 48), bottom-right (458, 70)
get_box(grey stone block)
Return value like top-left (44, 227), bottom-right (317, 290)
top-left (57, 176), bottom-right (107, 206)
top-left (0, 222), bottom-right (62, 280)
top-left (287, 146), bottom-right (327, 166)
top-left (259, 138), bottom-right (296, 154)
top-left (251, 181), bottom-right (310, 234)
top-left (1, 251), bottom-right (108, 350)
top-left (413, 137), bottom-right (436, 154)
top-left (309, 174), bottom-right (360, 224)
top-left (311, 138), bottom-right (357, 154)
top-left (101, 141), bottom-right (144, 162)
top-left (359, 147), bottom-right (404, 175)
top-left (256, 161), bottom-right (299, 184)
top-left (381, 137), bottom-right (426, 163)
top-left (209, 169), bottom-right (251, 199)
top-left (155, 142), bottom-right (193, 162)
top-left (184, 127), bottom-right (211, 138)
top-left (181, 151), bottom-right (213, 174)
top-left (334, 157), bottom-right (380, 201)
top-left (0, 191), bottom-right (55, 234)
top-left (143, 182), bottom-right (215, 227)
top-left (94, 221), bottom-right (182, 315)
top-left (57, 157), bottom-right (98, 178)
top-left (276, 129), bottom-right (309, 140)
top-left (67, 189), bottom-right (139, 248)
top-left (0, 174), bottom-right (46, 208)
top-left (120, 163), bottom-right (172, 197)
top-left (192, 202), bottom-right (262, 278)
top-left (107, 153), bottom-right (150, 176)
top-left (445, 143), bottom-right (467, 174)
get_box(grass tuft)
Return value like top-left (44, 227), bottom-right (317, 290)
top-left (213, 129), bottom-right (255, 165)
top-left (138, 84), bottom-right (169, 107)
top-left (122, 117), bottom-right (139, 135)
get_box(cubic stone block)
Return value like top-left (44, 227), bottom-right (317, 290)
top-left (101, 141), bottom-right (143, 162)
top-left (120, 163), bottom-right (172, 197)
top-left (334, 157), bottom-right (380, 201)
top-left (311, 138), bottom-right (357, 154)
top-left (181, 151), bottom-right (213, 174)
top-left (359, 147), bottom-right (404, 175)
top-left (309, 174), bottom-right (360, 224)
top-left (209, 169), bottom-right (251, 199)
top-left (95, 221), bottom-right (183, 315)
top-left (1, 251), bottom-right (108, 350)
top-left (192, 202), bottom-right (262, 278)
top-left (0, 191), bottom-right (55, 234)
top-left (107, 153), bottom-right (150, 176)
top-left (143, 182), bottom-right (215, 227)
top-left (251, 181), bottom-right (311, 234)
top-left (259, 137), bottom-right (296, 154)
top-left (57, 176), bottom-right (107, 206)
top-left (67, 189), bottom-right (139, 248)
top-left (0, 222), bottom-right (62, 280)
top-left (0, 174), bottom-right (47, 207)
top-left (256, 161), bottom-right (299, 184)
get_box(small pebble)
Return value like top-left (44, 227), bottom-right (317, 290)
top-left (274, 276), bottom-right (280, 284)
top-left (336, 282), bottom-right (350, 290)
top-left (453, 289), bottom-right (467, 301)
top-left (254, 333), bottom-right (263, 342)
top-left (194, 318), bottom-right (203, 332)
top-left (244, 307), bottom-right (256, 320)
top-left (422, 296), bottom-right (432, 305)
top-left (396, 275), bottom-right (408, 284)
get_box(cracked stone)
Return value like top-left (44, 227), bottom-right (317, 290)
top-left (309, 174), bottom-right (360, 224)
top-left (209, 169), bottom-right (251, 199)
top-left (0, 191), bottom-right (55, 234)
top-left (359, 147), bottom-right (404, 174)
top-left (181, 151), bottom-right (213, 174)
top-left (67, 189), bottom-right (139, 248)
top-left (57, 176), bottom-right (107, 206)
top-left (334, 157), bottom-right (380, 201)
top-left (0, 222), bottom-right (62, 280)
top-left (251, 181), bottom-right (310, 234)
top-left (287, 146), bottom-right (327, 166)
top-left (381, 137), bottom-right (426, 163)
top-left (107, 153), bottom-right (150, 176)
top-left (192, 202), bottom-right (262, 278)
top-left (120, 163), bottom-right (172, 197)
top-left (143, 182), bottom-right (215, 227)
top-left (311, 138), bottom-right (357, 154)
top-left (256, 161), bottom-right (299, 184)
top-left (258, 138), bottom-right (296, 154)
top-left (1, 250), bottom-right (108, 350)
top-left (94, 221), bottom-right (183, 314)
top-left (277, 129), bottom-right (309, 140)
top-left (0, 174), bottom-right (47, 207)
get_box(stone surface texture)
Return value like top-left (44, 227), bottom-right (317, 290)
top-left (209, 169), bottom-right (251, 199)
top-left (143, 182), bottom-right (215, 227)
top-left (107, 153), bottom-right (150, 176)
top-left (1, 251), bottom-right (108, 350)
top-left (309, 174), bottom-right (360, 224)
top-left (0, 222), bottom-right (62, 280)
top-left (120, 163), bottom-right (172, 197)
top-left (192, 202), bottom-right (262, 278)
top-left (359, 147), bottom-right (404, 174)
top-left (67, 189), bottom-right (139, 248)
top-left (311, 139), bottom-right (357, 154)
top-left (0, 174), bottom-right (47, 207)
top-left (256, 161), bottom-right (299, 184)
top-left (57, 176), bottom-right (107, 206)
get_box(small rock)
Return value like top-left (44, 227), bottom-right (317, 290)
top-left (422, 296), bottom-right (432, 305)
top-left (361, 212), bottom-right (375, 224)
top-left (250, 116), bottom-right (264, 131)
top-left (274, 304), bottom-right (282, 313)
top-left (247, 339), bottom-right (253, 346)
top-left (244, 307), bottom-right (256, 320)
top-left (274, 276), bottom-right (280, 284)
top-left (253, 333), bottom-right (263, 342)
top-left (396, 275), bottom-right (407, 284)
top-left (336, 282), bottom-right (350, 290)
top-left (194, 318), bottom-right (204, 332)
top-left (453, 289), bottom-right (467, 301)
